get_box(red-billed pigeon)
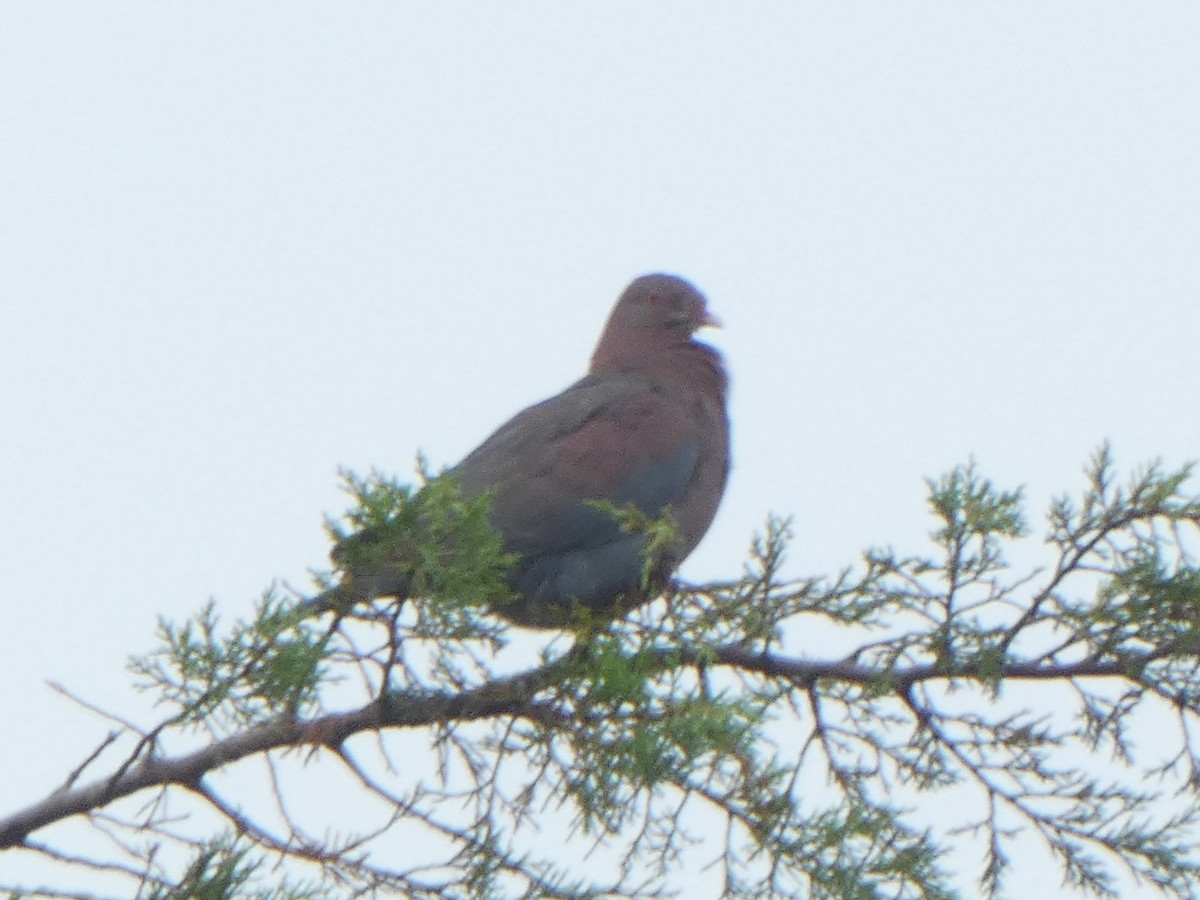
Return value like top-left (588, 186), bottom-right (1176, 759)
top-left (330, 273), bottom-right (729, 628)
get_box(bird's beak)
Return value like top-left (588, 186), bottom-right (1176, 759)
top-left (700, 309), bottom-right (722, 330)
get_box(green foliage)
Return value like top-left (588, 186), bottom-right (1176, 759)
top-left (560, 637), bottom-right (763, 798)
top-left (328, 463), bottom-right (519, 627)
top-left (10, 444), bottom-right (1200, 899)
top-left (144, 835), bottom-right (325, 900)
top-left (131, 593), bottom-right (328, 729)
top-left (793, 804), bottom-right (954, 900)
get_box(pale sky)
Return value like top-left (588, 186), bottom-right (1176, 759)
top-left (2, 4), bottom-right (1199, 897)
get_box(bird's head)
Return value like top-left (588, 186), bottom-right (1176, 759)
top-left (606, 273), bottom-right (720, 339)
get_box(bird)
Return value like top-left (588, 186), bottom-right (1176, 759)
top-left (324, 273), bottom-right (730, 628)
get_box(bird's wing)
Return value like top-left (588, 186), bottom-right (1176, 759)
top-left (453, 371), bottom-right (702, 558)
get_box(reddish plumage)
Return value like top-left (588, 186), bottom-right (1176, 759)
top-left (454, 273), bottom-right (730, 626)
top-left (327, 273), bottom-right (730, 628)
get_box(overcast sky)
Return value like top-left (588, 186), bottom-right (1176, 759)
top-left (2, 4), bottom-right (1198, 896)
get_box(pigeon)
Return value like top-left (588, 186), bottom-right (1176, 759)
top-left (327, 273), bottom-right (729, 628)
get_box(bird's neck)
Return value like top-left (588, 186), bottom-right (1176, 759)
top-left (590, 338), bottom-right (728, 400)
